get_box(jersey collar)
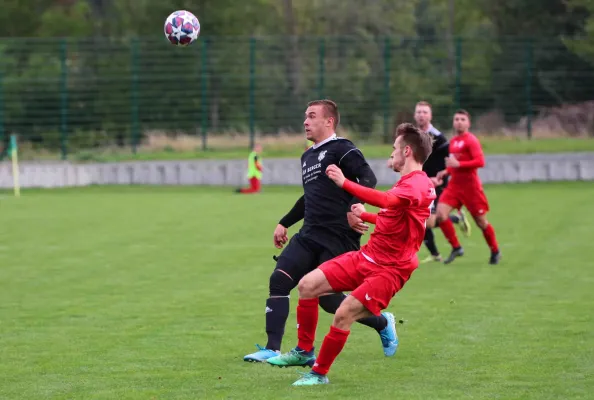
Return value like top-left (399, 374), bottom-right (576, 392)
top-left (312, 133), bottom-right (337, 149)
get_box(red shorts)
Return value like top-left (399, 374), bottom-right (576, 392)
top-left (439, 186), bottom-right (489, 217)
top-left (319, 251), bottom-right (415, 316)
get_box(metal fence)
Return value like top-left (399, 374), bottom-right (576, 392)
top-left (1, 36), bottom-right (593, 160)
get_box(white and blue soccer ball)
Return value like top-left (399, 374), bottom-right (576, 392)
top-left (164, 10), bottom-right (200, 47)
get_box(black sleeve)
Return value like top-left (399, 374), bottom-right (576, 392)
top-left (434, 135), bottom-right (449, 159)
top-left (278, 195), bottom-right (305, 228)
top-left (338, 145), bottom-right (378, 205)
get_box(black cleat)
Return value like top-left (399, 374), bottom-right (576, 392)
top-left (444, 247), bottom-right (464, 264)
top-left (489, 251), bottom-right (501, 265)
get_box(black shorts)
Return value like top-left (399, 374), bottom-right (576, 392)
top-left (274, 232), bottom-right (358, 282)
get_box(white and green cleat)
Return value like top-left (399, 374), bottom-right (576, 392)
top-left (266, 347), bottom-right (316, 368)
top-left (292, 372), bottom-right (329, 386)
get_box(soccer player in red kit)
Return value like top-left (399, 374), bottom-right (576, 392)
top-left (266, 123), bottom-right (436, 386)
top-left (435, 109), bottom-right (501, 265)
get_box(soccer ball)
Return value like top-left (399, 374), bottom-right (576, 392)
top-left (164, 10), bottom-right (200, 46)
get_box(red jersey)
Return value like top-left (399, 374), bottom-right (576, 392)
top-left (448, 132), bottom-right (485, 189)
top-left (344, 170), bottom-right (436, 268)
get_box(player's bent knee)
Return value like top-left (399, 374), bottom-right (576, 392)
top-left (333, 302), bottom-right (359, 330)
top-left (297, 269), bottom-right (327, 299)
top-left (297, 276), bottom-right (316, 298)
top-left (269, 269), bottom-right (296, 297)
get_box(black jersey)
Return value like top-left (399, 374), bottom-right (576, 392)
top-left (298, 136), bottom-right (377, 250)
top-left (423, 125), bottom-right (450, 180)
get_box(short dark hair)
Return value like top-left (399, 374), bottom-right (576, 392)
top-left (395, 123), bottom-right (433, 163)
top-left (307, 99), bottom-right (340, 129)
top-left (454, 109), bottom-right (471, 119)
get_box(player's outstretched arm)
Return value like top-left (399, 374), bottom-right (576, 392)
top-left (278, 195), bottom-right (305, 228)
top-left (343, 180), bottom-right (407, 209)
top-left (326, 164), bottom-right (409, 209)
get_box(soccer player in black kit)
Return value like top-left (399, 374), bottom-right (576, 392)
top-left (413, 101), bottom-right (470, 263)
top-left (244, 100), bottom-right (398, 363)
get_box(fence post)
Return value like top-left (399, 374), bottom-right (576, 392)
top-left (383, 37), bottom-right (391, 143)
top-left (454, 37), bottom-right (462, 111)
top-left (60, 39), bottom-right (68, 160)
top-left (525, 39), bottom-right (533, 139)
top-left (318, 37), bottom-right (325, 98)
top-left (130, 39), bottom-right (140, 153)
top-left (201, 38), bottom-right (209, 151)
top-left (249, 37), bottom-right (256, 150)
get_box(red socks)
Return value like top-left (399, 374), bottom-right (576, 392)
top-left (482, 224), bottom-right (499, 253)
top-left (312, 325), bottom-right (350, 375)
top-left (239, 178), bottom-right (261, 193)
top-left (297, 298), bottom-right (319, 352)
top-left (439, 218), bottom-right (461, 248)
top-left (297, 298), bottom-right (351, 376)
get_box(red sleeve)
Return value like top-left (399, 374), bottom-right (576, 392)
top-left (458, 137), bottom-right (485, 169)
top-left (360, 212), bottom-right (377, 224)
top-left (343, 180), bottom-right (411, 209)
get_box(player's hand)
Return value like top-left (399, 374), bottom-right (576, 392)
top-left (325, 164), bottom-right (346, 187)
top-left (445, 155), bottom-right (460, 168)
top-left (273, 224), bottom-right (289, 249)
top-left (386, 156), bottom-right (393, 169)
top-left (350, 203), bottom-right (366, 217)
top-left (430, 177), bottom-right (443, 187)
top-left (347, 211), bottom-right (368, 234)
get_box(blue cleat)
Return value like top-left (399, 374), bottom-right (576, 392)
top-left (378, 312), bottom-right (398, 357)
top-left (244, 344), bottom-right (280, 363)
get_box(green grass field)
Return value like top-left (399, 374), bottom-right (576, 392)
top-left (1, 183), bottom-right (593, 399)
top-left (61, 137), bottom-right (594, 162)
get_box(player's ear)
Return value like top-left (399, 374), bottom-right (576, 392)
top-left (404, 145), bottom-right (411, 157)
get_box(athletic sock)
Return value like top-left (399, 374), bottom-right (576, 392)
top-left (482, 224), bottom-right (499, 253)
top-left (357, 313), bottom-right (388, 332)
top-left (439, 218), bottom-right (461, 249)
top-left (265, 297), bottom-right (290, 351)
top-left (423, 228), bottom-right (440, 256)
top-left (296, 298), bottom-right (319, 352)
top-left (312, 325), bottom-right (350, 376)
top-left (449, 214), bottom-right (460, 224)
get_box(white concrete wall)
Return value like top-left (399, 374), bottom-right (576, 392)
top-left (1, 153), bottom-right (594, 189)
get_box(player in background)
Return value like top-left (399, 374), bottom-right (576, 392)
top-left (435, 109), bottom-right (501, 264)
top-left (266, 123), bottom-right (436, 386)
top-left (413, 101), bottom-right (471, 263)
top-left (244, 100), bottom-right (398, 364)
top-left (235, 144), bottom-right (263, 194)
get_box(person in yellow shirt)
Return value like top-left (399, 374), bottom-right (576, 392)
top-left (236, 144), bottom-right (263, 194)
